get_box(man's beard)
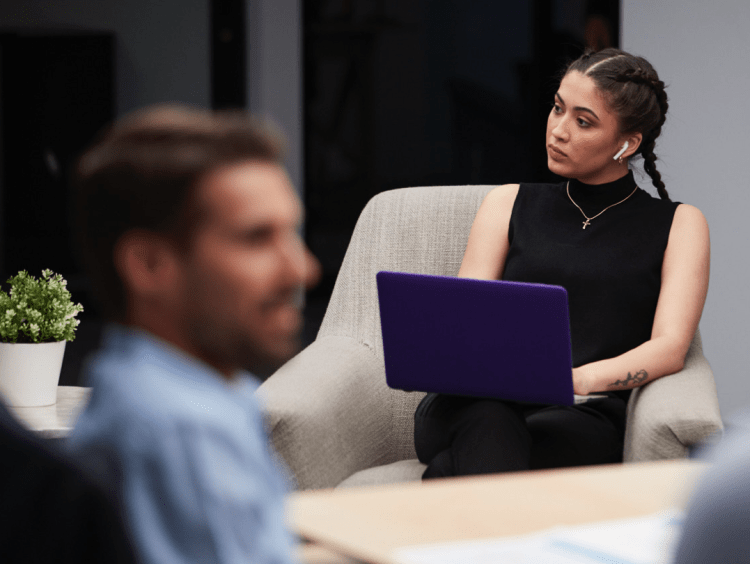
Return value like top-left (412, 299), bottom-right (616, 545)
top-left (187, 314), bottom-right (301, 378)
top-left (181, 279), bottom-right (305, 378)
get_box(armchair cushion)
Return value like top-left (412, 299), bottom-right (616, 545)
top-left (336, 459), bottom-right (426, 489)
top-left (257, 335), bottom-right (425, 491)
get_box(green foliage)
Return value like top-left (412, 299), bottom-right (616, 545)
top-left (0, 270), bottom-right (84, 343)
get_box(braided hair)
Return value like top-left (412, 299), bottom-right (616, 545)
top-left (565, 48), bottom-right (670, 200)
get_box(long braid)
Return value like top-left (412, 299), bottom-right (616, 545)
top-left (641, 136), bottom-right (669, 200)
top-left (615, 67), bottom-right (670, 200)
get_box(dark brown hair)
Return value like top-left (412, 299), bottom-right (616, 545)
top-left (73, 104), bottom-right (284, 320)
top-left (565, 48), bottom-right (670, 200)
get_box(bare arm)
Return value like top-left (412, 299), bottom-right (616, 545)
top-left (573, 204), bottom-right (710, 395)
top-left (458, 184), bottom-right (520, 280)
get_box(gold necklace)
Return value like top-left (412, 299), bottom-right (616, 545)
top-left (566, 180), bottom-right (638, 230)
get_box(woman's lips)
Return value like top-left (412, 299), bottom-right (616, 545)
top-left (547, 144), bottom-right (567, 159)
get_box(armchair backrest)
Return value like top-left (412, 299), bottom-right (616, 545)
top-left (319, 185), bottom-right (494, 356)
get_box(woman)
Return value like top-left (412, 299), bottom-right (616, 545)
top-left (414, 48), bottom-right (710, 479)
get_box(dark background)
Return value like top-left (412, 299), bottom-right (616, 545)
top-left (0, 0), bottom-right (618, 385)
top-left (301, 0), bottom-right (619, 364)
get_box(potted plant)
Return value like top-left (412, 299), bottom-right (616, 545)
top-left (0, 269), bottom-right (84, 407)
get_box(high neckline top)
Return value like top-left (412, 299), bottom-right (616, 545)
top-left (567, 171), bottom-right (639, 217)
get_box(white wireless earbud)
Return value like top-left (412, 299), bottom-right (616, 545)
top-left (613, 141), bottom-right (629, 161)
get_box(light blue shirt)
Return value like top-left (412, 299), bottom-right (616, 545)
top-left (68, 324), bottom-right (296, 564)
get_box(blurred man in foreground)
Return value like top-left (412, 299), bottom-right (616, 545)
top-left (68, 105), bottom-right (320, 564)
top-left (672, 419), bottom-right (748, 563)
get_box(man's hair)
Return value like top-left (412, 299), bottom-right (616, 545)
top-left (72, 104), bottom-right (284, 321)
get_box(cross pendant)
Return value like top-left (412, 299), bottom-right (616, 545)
top-left (582, 219), bottom-right (590, 230)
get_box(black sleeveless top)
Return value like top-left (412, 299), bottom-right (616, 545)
top-left (503, 171), bottom-right (680, 380)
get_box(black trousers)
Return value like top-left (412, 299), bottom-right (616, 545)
top-left (414, 393), bottom-right (627, 479)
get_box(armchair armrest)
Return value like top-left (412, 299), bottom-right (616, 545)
top-left (256, 336), bottom-right (399, 490)
top-left (624, 333), bottom-right (723, 461)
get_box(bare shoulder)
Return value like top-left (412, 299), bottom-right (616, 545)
top-left (486, 183), bottom-right (521, 200)
top-left (481, 183), bottom-right (520, 213)
top-left (673, 203), bottom-right (708, 225)
top-left (665, 204), bottom-right (710, 261)
top-left (473, 183), bottom-right (520, 227)
top-left (671, 204), bottom-right (709, 239)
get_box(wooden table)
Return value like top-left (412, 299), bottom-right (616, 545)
top-left (290, 459), bottom-right (707, 564)
top-left (7, 385), bottom-right (91, 438)
top-left (297, 544), bottom-right (360, 564)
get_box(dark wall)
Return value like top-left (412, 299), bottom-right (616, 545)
top-left (303, 1), bottom-right (618, 306)
top-left (0, 32), bottom-right (114, 298)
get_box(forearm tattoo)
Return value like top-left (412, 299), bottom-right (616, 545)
top-left (608, 369), bottom-right (648, 389)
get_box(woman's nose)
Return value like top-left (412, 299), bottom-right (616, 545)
top-left (551, 117), bottom-right (568, 141)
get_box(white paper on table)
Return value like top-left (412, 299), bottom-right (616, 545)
top-left (392, 509), bottom-right (684, 564)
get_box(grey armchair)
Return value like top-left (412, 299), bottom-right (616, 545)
top-left (258, 185), bottom-right (723, 490)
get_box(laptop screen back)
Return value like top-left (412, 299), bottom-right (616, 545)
top-left (377, 271), bottom-right (574, 405)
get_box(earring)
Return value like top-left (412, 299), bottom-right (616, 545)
top-left (618, 156), bottom-right (624, 165)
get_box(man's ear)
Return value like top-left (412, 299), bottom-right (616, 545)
top-left (114, 230), bottom-right (180, 298)
top-left (621, 132), bottom-right (643, 160)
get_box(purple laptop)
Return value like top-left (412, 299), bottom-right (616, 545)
top-left (376, 271), bottom-right (575, 405)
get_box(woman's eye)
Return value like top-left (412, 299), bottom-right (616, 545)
top-left (577, 118), bottom-right (590, 128)
top-left (552, 103), bottom-right (562, 114)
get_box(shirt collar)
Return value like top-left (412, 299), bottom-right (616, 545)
top-left (99, 323), bottom-right (260, 397)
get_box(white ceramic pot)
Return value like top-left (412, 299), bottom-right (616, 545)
top-left (0, 341), bottom-right (67, 407)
